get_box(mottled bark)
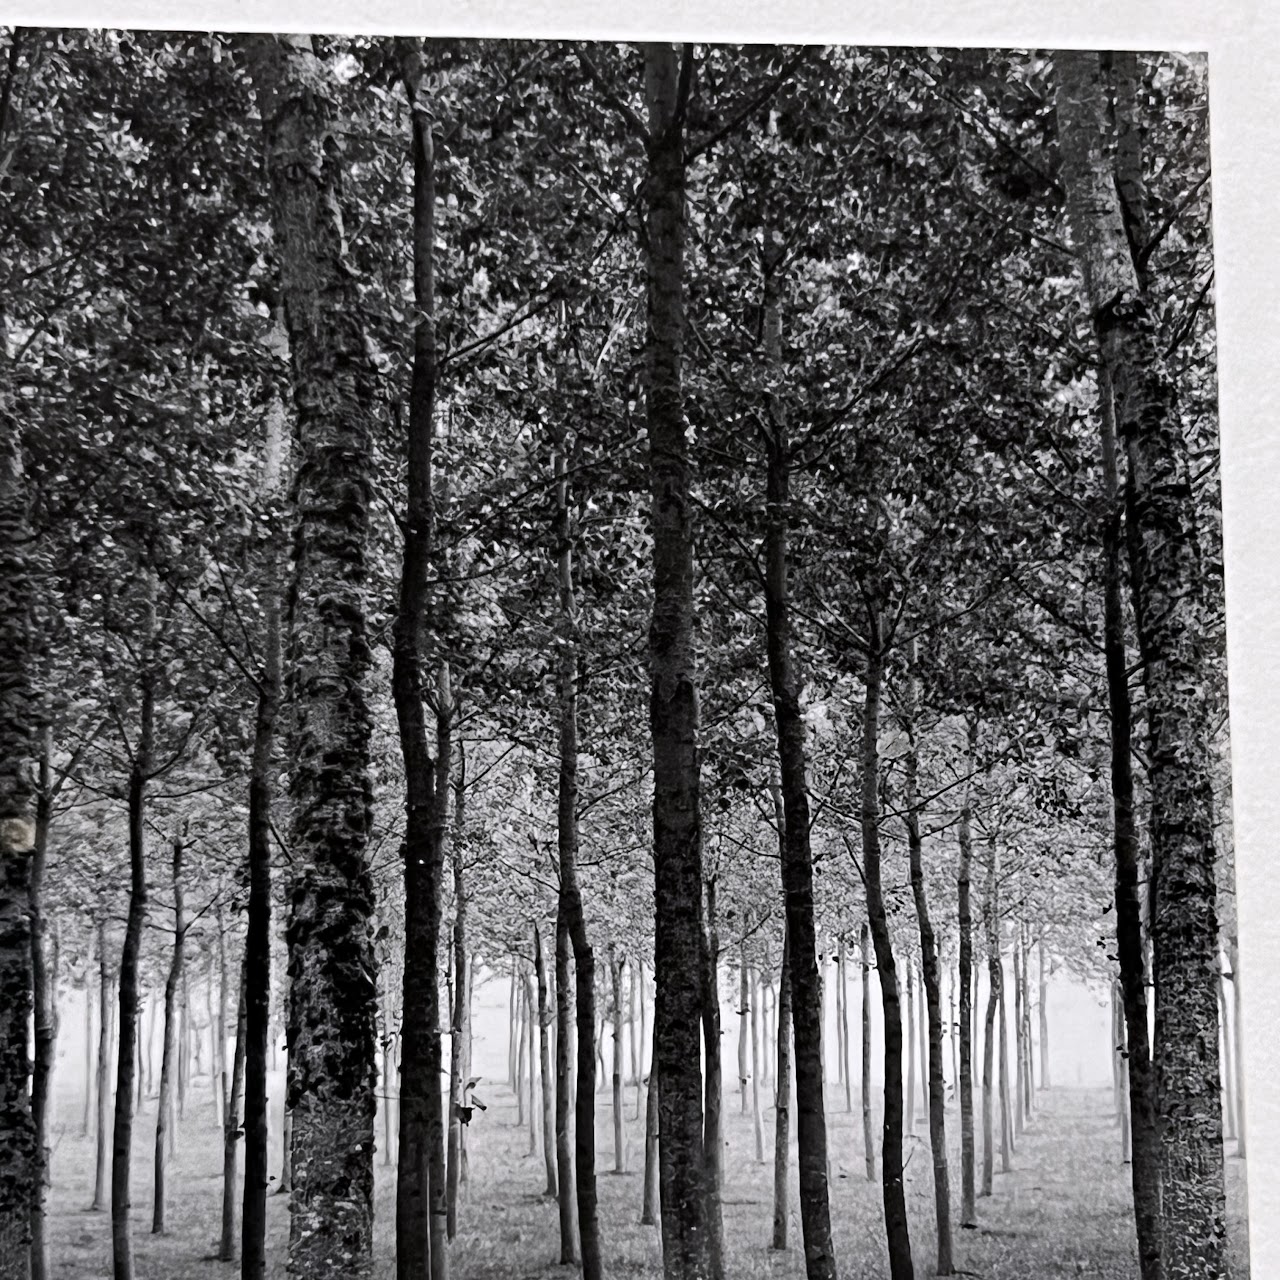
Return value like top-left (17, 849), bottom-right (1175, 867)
top-left (1056, 50), bottom-right (1225, 1277)
top-left (0, 407), bottom-right (36, 1275)
top-left (1100, 352), bottom-right (1163, 1280)
top-left (860, 630), bottom-right (912, 1277)
top-left (249, 34), bottom-right (380, 1279)
top-left (642, 1032), bottom-right (660, 1228)
top-left (643, 41), bottom-right (710, 1280)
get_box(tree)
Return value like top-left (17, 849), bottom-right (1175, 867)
top-left (247, 33), bottom-right (380, 1278)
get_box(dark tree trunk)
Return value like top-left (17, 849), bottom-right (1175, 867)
top-left (242, 396), bottom-right (283, 1280)
top-left (153, 835), bottom-right (184, 1235)
top-left (113, 650), bottom-right (154, 1280)
top-left (860, 922), bottom-right (874, 1185)
top-left (93, 919), bottom-right (112, 1212)
top-left (642, 1031), bottom-right (660, 1228)
top-left (957, 719), bottom-right (977, 1225)
top-left (905, 964), bottom-right (916, 1138)
top-left (859, 629), bottom-right (912, 1278)
top-left (612, 954), bottom-right (627, 1173)
top-left (761, 212), bottom-right (837, 1280)
top-left (1013, 938), bottom-right (1025, 1136)
top-left (221, 962), bottom-right (248, 1262)
top-left (1098, 358), bottom-right (1163, 1280)
top-left (750, 967), bottom-right (765, 1163)
top-left (29, 737), bottom-right (57, 1280)
top-left (387, 37), bottom-right (451, 1280)
top-left (643, 42), bottom-right (711, 1280)
top-left (902, 647), bottom-right (953, 1275)
top-left (1056, 50), bottom-right (1225, 1276)
top-left (555, 918), bottom-right (578, 1263)
top-left (446, 908), bottom-right (470, 1238)
top-left (0, 411), bottom-right (37, 1274)
top-left (534, 925), bottom-right (558, 1198)
top-left (771, 919), bottom-right (792, 1251)
top-left (249, 34), bottom-right (380, 1279)
top-left (981, 845), bottom-right (999, 1199)
top-left (699, 882), bottom-right (724, 1280)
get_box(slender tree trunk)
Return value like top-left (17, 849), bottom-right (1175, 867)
top-left (1097, 356), bottom-right (1164, 1279)
top-left (1218, 968), bottom-right (1234, 1143)
top-left (635, 961), bottom-right (647, 1118)
top-left (981, 846), bottom-right (999, 1199)
top-left (387, 38), bottom-right (450, 1280)
top-left (29, 737), bottom-right (57, 1280)
top-left (153, 835), bottom-right (184, 1235)
top-left (515, 978), bottom-right (527, 1128)
top-left (997, 946), bottom-right (1012, 1170)
top-left (860, 628), bottom-right (912, 1277)
top-left (642, 1032), bottom-right (660, 1228)
top-left (525, 970), bottom-right (539, 1156)
top-left (1227, 939), bottom-right (1246, 1159)
top-left (1057, 50), bottom-right (1225, 1276)
top-left (177, 968), bottom-right (189, 1124)
top-left (738, 954), bottom-right (750, 1115)
top-left (278, 968), bottom-right (291, 1196)
top-left (903, 648), bottom-right (953, 1274)
top-left (838, 942), bottom-right (852, 1113)
top-left (771, 918), bottom-right (793, 1251)
top-left (509, 962), bottom-right (518, 1091)
top-left (84, 980), bottom-right (94, 1140)
top-left (761, 204), bottom-right (837, 1280)
top-left (0, 411), bottom-right (37, 1274)
top-left (534, 925), bottom-right (558, 1198)
top-left (250, 34), bottom-right (381, 1280)
top-left (113, 648), bottom-right (154, 1280)
top-left (242, 395), bottom-right (284, 1280)
top-left (699, 882), bottom-right (724, 1280)
top-left (612, 954), bottom-right (626, 1173)
top-left (958, 724), bottom-right (977, 1225)
top-left (555, 917), bottom-right (577, 1263)
top-left (93, 919), bottom-right (111, 1211)
top-left (751, 968), bottom-right (766, 1163)
top-left (1013, 939), bottom-right (1025, 1136)
top-left (642, 42), bottom-right (711, 1280)
top-left (905, 965), bottom-right (916, 1138)
top-left (220, 962), bottom-right (248, 1262)
top-left (860, 922), bottom-right (874, 1185)
top-left (447, 892), bottom-right (472, 1240)
top-left (1038, 935), bottom-right (1049, 1091)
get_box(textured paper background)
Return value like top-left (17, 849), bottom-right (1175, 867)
top-left (3, 0), bottom-right (1272, 1269)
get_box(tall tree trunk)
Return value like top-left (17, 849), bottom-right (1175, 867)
top-left (84, 979), bottom-right (94, 1140)
top-left (905, 965), bottom-right (916, 1138)
top-left (750, 968), bottom-right (765, 1163)
top-left (1098, 354), bottom-right (1163, 1279)
top-left (771, 918), bottom-right (792, 1251)
top-left (1056, 50), bottom-right (1225, 1276)
top-left (221, 962), bottom-right (248, 1262)
top-left (761, 202), bottom-right (838, 1280)
top-left (249, 34), bottom-right (380, 1280)
top-left (612, 954), bottom-right (626, 1173)
top-left (859, 628), bottom-right (912, 1278)
top-left (508, 962), bottom-right (518, 1091)
top-left (555, 918), bottom-right (577, 1263)
top-left (388, 38), bottom-right (450, 1280)
top-left (551, 433), bottom-right (602, 1280)
top-left (93, 918), bottom-right (112, 1212)
top-left (447, 908), bottom-right (471, 1237)
top-left (1218, 968), bottom-right (1234, 1143)
top-left (635, 961), bottom-right (647, 1115)
top-left (643, 42), bottom-right (710, 1280)
top-left (526, 972), bottom-right (539, 1156)
top-left (534, 925), bottom-right (558, 1198)
top-left (242, 393), bottom-right (284, 1280)
top-left (1038, 934), bottom-right (1049, 1091)
top-left (1013, 939), bottom-right (1025, 1136)
top-left (29, 735), bottom-right (57, 1280)
top-left (738, 954), bottom-right (750, 1115)
top-left (860, 922), bottom-right (874, 1185)
top-left (958, 729), bottom-right (976, 1225)
top-left (1226, 938), bottom-right (1245, 1159)
top-left (981, 845), bottom-right (999, 1199)
top-left (0, 409), bottom-right (37, 1274)
top-left (699, 881), bottom-right (724, 1280)
top-left (997, 944), bottom-right (1012, 1170)
top-left (113, 638), bottom-right (154, 1280)
top-left (642, 1032), bottom-right (660, 1228)
top-left (153, 834), bottom-right (184, 1235)
top-left (838, 942), bottom-right (852, 1112)
top-left (903, 646), bottom-right (953, 1275)
top-left (278, 968), bottom-right (292, 1196)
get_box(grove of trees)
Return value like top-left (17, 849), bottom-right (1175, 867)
top-left (0, 28), bottom-right (1238, 1280)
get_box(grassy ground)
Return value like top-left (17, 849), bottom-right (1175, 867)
top-left (45, 1075), bottom-right (1250, 1278)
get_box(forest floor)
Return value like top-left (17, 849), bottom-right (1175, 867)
top-left (45, 1075), bottom-right (1251, 1278)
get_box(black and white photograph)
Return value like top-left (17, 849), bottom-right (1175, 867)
top-left (0, 16), bottom-right (1270, 1280)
